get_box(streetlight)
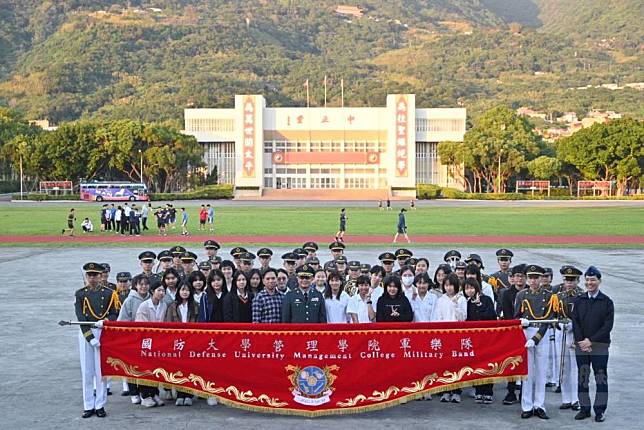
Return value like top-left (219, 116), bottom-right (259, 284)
top-left (138, 149), bottom-right (143, 184)
top-left (19, 153), bottom-right (23, 200)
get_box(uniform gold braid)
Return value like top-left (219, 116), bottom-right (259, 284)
top-left (82, 290), bottom-right (119, 320)
top-left (519, 294), bottom-right (561, 320)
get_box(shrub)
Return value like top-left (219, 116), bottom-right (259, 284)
top-left (416, 184), bottom-right (442, 199)
top-left (13, 193), bottom-right (80, 201)
top-left (149, 184), bottom-right (233, 201)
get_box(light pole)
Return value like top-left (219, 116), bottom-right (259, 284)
top-left (497, 152), bottom-right (501, 193)
top-left (19, 153), bottom-right (23, 200)
top-left (138, 150), bottom-right (143, 184)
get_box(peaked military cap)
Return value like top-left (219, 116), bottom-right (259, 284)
top-left (303, 241), bottom-right (319, 252)
top-left (306, 256), bottom-right (320, 265)
top-left (360, 263), bottom-right (372, 273)
top-left (230, 247), bottom-right (248, 258)
top-left (335, 255), bottom-right (348, 264)
top-left (116, 271), bottom-right (132, 281)
top-left (395, 248), bottom-right (413, 259)
top-left (560, 265), bottom-right (582, 277)
top-left (324, 261), bottom-right (337, 271)
top-left (379, 252), bottom-right (396, 263)
top-left (100, 263), bottom-right (111, 272)
top-left (405, 257), bottom-right (418, 266)
top-left (465, 253), bottom-right (484, 267)
top-left (281, 252), bottom-right (298, 262)
top-left (138, 251), bottom-right (157, 262)
top-left (455, 261), bottom-right (467, 270)
top-left (212, 256), bottom-right (222, 263)
top-left (296, 264), bottom-right (315, 277)
top-left (83, 262), bottom-right (103, 274)
top-left (170, 246), bottom-right (186, 256)
top-left (329, 241), bottom-right (345, 251)
top-left (525, 264), bottom-right (545, 276)
top-left (510, 264), bottom-right (527, 275)
top-left (180, 251), bottom-right (198, 262)
top-left (543, 267), bottom-right (553, 276)
top-left (496, 248), bottom-right (514, 258)
top-left (348, 260), bottom-right (361, 270)
top-left (203, 240), bottom-right (221, 250)
top-left (443, 250), bottom-right (461, 261)
top-left (157, 250), bottom-right (173, 261)
top-left (240, 252), bottom-right (256, 262)
top-left (198, 261), bottom-right (212, 270)
top-left (257, 247), bottom-right (273, 258)
top-left (292, 248), bottom-right (307, 258)
top-left (584, 266), bottom-right (601, 279)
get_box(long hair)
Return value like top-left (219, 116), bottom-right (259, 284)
top-left (248, 268), bottom-right (263, 293)
top-left (444, 273), bottom-right (461, 294)
top-left (414, 272), bottom-right (433, 288)
top-left (465, 263), bottom-right (482, 286)
top-left (324, 270), bottom-right (345, 299)
top-left (175, 281), bottom-right (197, 321)
top-left (382, 275), bottom-right (403, 299)
top-left (433, 264), bottom-right (452, 288)
top-left (230, 270), bottom-right (251, 295)
top-left (161, 268), bottom-right (181, 289)
top-left (187, 270), bottom-right (206, 291)
top-left (206, 268), bottom-right (228, 296)
top-left (464, 278), bottom-right (482, 299)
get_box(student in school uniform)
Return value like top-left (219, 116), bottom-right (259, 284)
top-left (223, 271), bottom-right (254, 323)
top-left (324, 271), bottom-right (351, 323)
top-left (375, 275), bottom-right (414, 323)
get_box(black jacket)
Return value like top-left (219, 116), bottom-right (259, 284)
top-left (466, 295), bottom-right (497, 321)
top-left (571, 290), bottom-right (614, 347)
top-left (376, 294), bottom-right (413, 322)
top-left (223, 292), bottom-right (254, 322)
top-left (501, 286), bottom-right (523, 320)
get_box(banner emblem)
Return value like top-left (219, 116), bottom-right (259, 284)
top-left (287, 365), bottom-right (338, 406)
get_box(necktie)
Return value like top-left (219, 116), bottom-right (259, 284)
top-left (304, 292), bottom-right (308, 302)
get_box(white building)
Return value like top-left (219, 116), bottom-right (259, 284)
top-left (183, 94), bottom-right (466, 199)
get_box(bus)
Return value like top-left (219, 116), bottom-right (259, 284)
top-left (80, 182), bottom-right (150, 202)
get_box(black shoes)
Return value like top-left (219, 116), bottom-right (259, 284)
top-left (81, 409), bottom-right (95, 418)
top-left (121, 390), bottom-right (130, 396)
top-left (575, 410), bottom-right (591, 420)
top-left (534, 408), bottom-right (550, 419)
top-left (595, 413), bottom-right (605, 422)
top-left (521, 410), bottom-right (533, 419)
top-left (571, 401), bottom-right (581, 411)
top-left (555, 385), bottom-right (561, 393)
top-left (95, 408), bottom-right (107, 418)
top-left (503, 392), bottom-right (518, 405)
top-left (560, 403), bottom-right (572, 409)
top-left (107, 388), bottom-right (112, 396)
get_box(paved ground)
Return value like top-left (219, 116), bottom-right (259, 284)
top-left (1, 246), bottom-right (641, 429)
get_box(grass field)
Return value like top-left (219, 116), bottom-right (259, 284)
top-left (1, 204), bottom-right (642, 237)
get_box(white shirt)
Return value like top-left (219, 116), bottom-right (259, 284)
top-left (142, 205), bottom-right (149, 217)
top-left (412, 292), bottom-right (437, 322)
top-left (402, 285), bottom-right (417, 302)
top-left (193, 291), bottom-right (203, 304)
top-left (114, 210), bottom-right (122, 222)
top-left (431, 293), bottom-right (467, 322)
top-left (347, 294), bottom-right (373, 323)
top-left (370, 286), bottom-right (384, 312)
top-left (178, 302), bottom-right (188, 323)
top-left (81, 219), bottom-right (93, 231)
top-left (325, 291), bottom-right (351, 323)
top-left (124, 205), bottom-right (131, 216)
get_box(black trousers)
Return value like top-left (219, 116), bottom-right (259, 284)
top-left (475, 384), bottom-right (493, 396)
top-left (127, 382), bottom-right (139, 396)
top-left (120, 219), bottom-right (128, 234)
top-left (142, 217), bottom-right (148, 230)
top-left (176, 390), bottom-right (191, 399)
top-left (576, 348), bottom-right (609, 415)
top-left (139, 385), bottom-right (159, 399)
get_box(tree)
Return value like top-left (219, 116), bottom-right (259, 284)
top-left (557, 118), bottom-right (644, 195)
top-left (461, 106), bottom-right (543, 192)
top-left (527, 156), bottom-right (562, 180)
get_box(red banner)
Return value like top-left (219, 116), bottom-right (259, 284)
top-left (101, 320), bottom-right (526, 417)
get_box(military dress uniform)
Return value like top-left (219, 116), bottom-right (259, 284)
top-left (204, 239), bottom-right (221, 261)
top-left (303, 241), bottom-right (318, 257)
top-left (492, 248), bottom-right (514, 317)
top-left (281, 265), bottom-right (327, 323)
top-left (138, 251), bottom-right (161, 287)
top-left (75, 263), bottom-right (120, 418)
top-left (514, 265), bottom-right (559, 419)
top-left (257, 247), bottom-right (273, 269)
top-left (378, 252), bottom-right (396, 275)
top-left (555, 266), bottom-right (584, 410)
top-left (394, 248), bottom-right (413, 269)
top-left (443, 249), bottom-right (461, 269)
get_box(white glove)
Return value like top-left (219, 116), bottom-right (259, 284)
top-left (524, 339), bottom-right (535, 349)
top-left (520, 318), bottom-right (529, 327)
top-left (90, 338), bottom-right (100, 348)
top-left (95, 320), bottom-right (104, 329)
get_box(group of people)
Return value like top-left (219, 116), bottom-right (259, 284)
top-left (74, 241), bottom-right (613, 422)
top-left (99, 202), bottom-right (150, 235)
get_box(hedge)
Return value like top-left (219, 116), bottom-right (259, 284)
top-left (415, 184), bottom-right (643, 200)
top-left (12, 193), bottom-right (80, 201)
top-left (149, 184), bottom-right (233, 201)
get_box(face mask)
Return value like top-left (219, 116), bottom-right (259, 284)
top-left (402, 276), bottom-right (414, 287)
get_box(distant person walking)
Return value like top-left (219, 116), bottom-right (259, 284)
top-left (199, 205), bottom-right (207, 231)
top-left (62, 208), bottom-right (76, 236)
top-left (386, 198), bottom-right (391, 210)
top-left (378, 200), bottom-right (383, 210)
top-left (207, 204), bottom-right (215, 232)
top-left (141, 203), bottom-right (150, 231)
top-left (393, 208), bottom-right (410, 243)
top-left (180, 207), bottom-right (189, 236)
top-left (410, 200), bottom-right (416, 210)
top-left (335, 208), bottom-right (347, 242)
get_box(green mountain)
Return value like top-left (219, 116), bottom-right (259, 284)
top-left (0, 0), bottom-right (641, 124)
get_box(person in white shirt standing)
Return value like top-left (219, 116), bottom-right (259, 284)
top-left (324, 271), bottom-right (351, 323)
top-left (412, 272), bottom-right (436, 322)
top-left (347, 275), bottom-right (376, 323)
top-left (400, 265), bottom-right (418, 302)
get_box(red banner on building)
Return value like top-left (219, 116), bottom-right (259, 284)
top-left (101, 320), bottom-right (526, 417)
top-left (395, 96), bottom-right (408, 177)
top-left (242, 96), bottom-right (255, 177)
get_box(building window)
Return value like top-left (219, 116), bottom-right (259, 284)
top-left (203, 142), bottom-right (235, 184)
top-left (416, 142), bottom-right (439, 184)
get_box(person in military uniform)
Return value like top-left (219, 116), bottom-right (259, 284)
top-left (138, 251), bottom-right (161, 287)
top-left (378, 252), bottom-right (396, 275)
top-left (394, 248), bottom-right (413, 270)
top-left (502, 264), bottom-right (526, 405)
top-left (230, 246), bottom-right (248, 270)
top-left (335, 255), bottom-right (348, 276)
top-left (180, 251), bottom-right (198, 279)
top-left (515, 264), bottom-right (559, 420)
top-left (541, 266), bottom-right (559, 388)
top-left (360, 263), bottom-right (371, 276)
top-left (239, 251), bottom-right (256, 274)
top-left (204, 240), bottom-right (221, 261)
top-left (198, 260), bottom-right (212, 278)
top-left (335, 208), bottom-right (347, 242)
top-left (303, 241), bottom-right (318, 258)
top-left (257, 248), bottom-right (273, 270)
top-left (328, 241), bottom-right (345, 260)
top-left (492, 248), bottom-right (514, 317)
top-left (170, 245), bottom-right (186, 274)
top-left (74, 262), bottom-right (120, 418)
top-left (454, 261), bottom-right (467, 287)
top-left (344, 261), bottom-right (361, 296)
top-left (281, 264), bottom-right (327, 323)
top-left (292, 248), bottom-right (307, 268)
top-left (156, 250), bottom-right (173, 275)
top-left (443, 249), bottom-right (461, 269)
top-left (113, 271), bottom-right (131, 396)
top-left (306, 256), bottom-right (320, 271)
top-left (100, 263), bottom-right (116, 291)
top-left (555, 266), bottom-right (584, 411)
top-left (280, 252), bottom-right (298, 291)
